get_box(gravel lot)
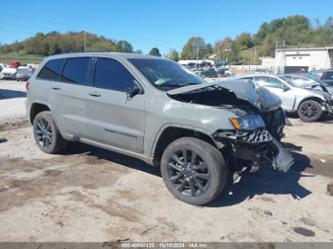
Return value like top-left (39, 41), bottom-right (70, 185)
top-left (0, 80), bottom-right (332, 242)
top-left (0, 80), bottom-right (27, 124)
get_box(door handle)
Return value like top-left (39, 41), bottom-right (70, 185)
top-left (52, 87), bottom-right (61, 90)
top-left (89, 92), bottom-right (101, 97)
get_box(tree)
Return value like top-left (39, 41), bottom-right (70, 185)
top-left (324, 16), bottom-right (333, 31)
top-left (236, 33), bottom-right (254, 50)
top-left (229, 41), bottom-right (242, 64)
top-left (166, 49), bottom-right (179, 61)
top-left (214, 37), bottom-right (232, 61)
top-left (115, 40), bottom-right (133, 52)
top-left (181, 36), bottom-right (206, 60)
top-left (203, 43), bottom-right (214, 56)
top-left (148, 47), bottom-right (161, 57)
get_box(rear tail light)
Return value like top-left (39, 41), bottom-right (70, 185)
top-left (25, 81), bottom-right (30, 91)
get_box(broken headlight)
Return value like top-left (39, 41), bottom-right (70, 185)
top-left (230, 115), bottom-right (266, 130)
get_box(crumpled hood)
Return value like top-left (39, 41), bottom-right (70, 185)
top-left (166, 82), bottom-right (218, 95)
top-left (167, 80), bottom-right (282, 112)
top-left (256, 85), bottom-right (282, 111)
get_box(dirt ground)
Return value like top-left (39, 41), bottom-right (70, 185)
top-left (0, 118), bottom-right (332, 242)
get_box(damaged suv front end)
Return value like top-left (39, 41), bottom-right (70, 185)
top-left (129, 57), bottom-right (294, 205)
top-left (212, 115), bottom-right (294, 173)
top-left (167, 83), bottom-right (294, 174)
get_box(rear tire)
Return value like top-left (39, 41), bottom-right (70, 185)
top-left (160, 137), bottom-right (228, 205)
top-left (33, 111), bottom-right (67, 154)
top-left (297, 100), bottom-right (323, 122)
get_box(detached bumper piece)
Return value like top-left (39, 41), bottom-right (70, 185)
top-left (213, 128), bottom-right (294, 172)
top-left (323, 101), bottom-right (333, 113)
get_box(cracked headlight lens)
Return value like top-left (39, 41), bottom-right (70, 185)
top-left (230, 115), bottom-right (266, 130)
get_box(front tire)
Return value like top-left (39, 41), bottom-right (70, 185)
top-left (297, 100), bottom-right (323, 122)
top-left (33, 111), bottom-right (67, 154)
top-left (160, 137), bottom-right (228, 205)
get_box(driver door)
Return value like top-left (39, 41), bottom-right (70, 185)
top-left (85, 57), bottom-right (145, 154)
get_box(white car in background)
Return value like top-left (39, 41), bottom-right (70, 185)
top-left (236, 74), bottom-right (333, 122)
top-left (282, 74), bottom-right (333, 95)
top-left (0, 67), bottom-right (17, 80)
top-left (16, 66), bottom-right (34, 81)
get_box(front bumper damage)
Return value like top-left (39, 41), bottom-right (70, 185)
top-left (213, 128), bottom-right (294, 172)
top-left (323, 100), bottom-right (333, 114)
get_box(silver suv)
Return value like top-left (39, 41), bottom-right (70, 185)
top-left (26, 52), bottom-right (294, 205)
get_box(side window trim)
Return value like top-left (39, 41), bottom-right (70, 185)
top-left (60, 58), bottom-right (69, 82)
top-left (92, 57), bottom-right (98, 87)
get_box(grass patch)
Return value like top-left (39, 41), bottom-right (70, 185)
top-left (0, 51), bottom-right (43, 64)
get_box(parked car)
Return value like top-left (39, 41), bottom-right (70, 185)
top-left (216, 67), bottom-right (232, 77)
top-left (26, 53), bottom-right (294, 205)
top-left (282, 74), bottom-right (333, 94)
top-left (199, 67), bottom-right (219, 78)
top-left (16, 66), bottom-right (34, 81)
top-left (308, 69), bottom-right (333, 86)
top-left (0, 67), bottom-right (17, 80)
top-left (199, 67), bottom-right (232, 78)
top-left (236, 74), bottom-right (333, 122)
top-left (10, 61), bottom-right (21, 68)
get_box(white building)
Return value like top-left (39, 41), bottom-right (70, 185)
top-left (261, 57), bottom-right (275, 69)
top-left (275, 47), bottom-right (333, 74)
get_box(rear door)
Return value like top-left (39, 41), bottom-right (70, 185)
top-left (85, 57), bottom-right (145, 154)
top-left (35, 58), bottom-right (65, 112)
top-left (50, 57), bottom-right (94, 138)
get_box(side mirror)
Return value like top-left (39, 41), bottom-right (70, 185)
top-left (127, 81), bottom-right (143, 99)
top-left (281, 84), bottom-right (290, 91)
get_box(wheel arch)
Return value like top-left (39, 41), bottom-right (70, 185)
top-left (151, 125), bottom-right (217, 166)
top-left (297, 96), bottom-right (324, 111)
top-left (29, 102), bottom-right (51, 124)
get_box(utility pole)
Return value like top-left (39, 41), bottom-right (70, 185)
top-left (195, 46), bottom-right (199, 68)
top-left (253, 47), bottom-right (257, 65)
top-left (83, 30), bottom-right (86, 52)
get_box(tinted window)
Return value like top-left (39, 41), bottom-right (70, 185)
top-left (62, 57), bottom-right (91, 85)
top-left (94, 58), bottom-right (135, 92)
top-left (324, 71), bottom-right (333, 80)
top-left (38, 59), bottom-right (65, 81)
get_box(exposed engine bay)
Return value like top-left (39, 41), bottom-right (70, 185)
top-left (168, 84), bottom-right (285, 141)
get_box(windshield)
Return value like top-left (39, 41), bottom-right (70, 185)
top-left (129, 58), bottom-right (205, 90)
top-left (280, 75), bottom-right (322, 87)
